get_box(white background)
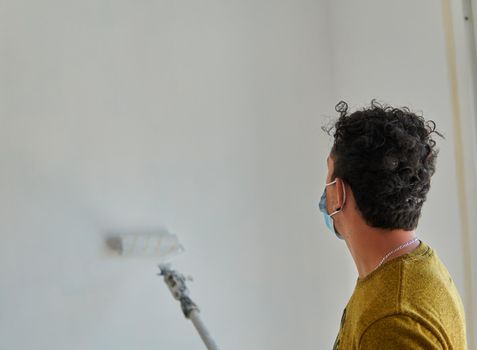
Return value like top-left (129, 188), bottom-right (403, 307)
top-left (0, 0), bottom-right (474, 349)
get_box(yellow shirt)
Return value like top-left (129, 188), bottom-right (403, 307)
top-left (333, 241), bottom-right (467, 349)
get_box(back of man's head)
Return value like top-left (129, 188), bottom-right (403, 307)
top-left (324, 100), bottom-right (443, 230)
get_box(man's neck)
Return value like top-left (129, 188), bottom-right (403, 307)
top-left (346, 228), bottom-right (419, 278)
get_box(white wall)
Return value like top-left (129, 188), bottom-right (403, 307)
top-left (0, 0), bottom-right (473, 349)
top-left (451, 0), bottom-right (477, 343)
top-left (0, 1), bottom-right (341, 349)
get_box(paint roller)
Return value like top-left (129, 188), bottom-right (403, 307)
top-left (105, 230), bottom-right (220, 350)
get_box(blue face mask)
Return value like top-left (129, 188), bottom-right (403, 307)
top-left (318, 179), bottom-right (346, 240)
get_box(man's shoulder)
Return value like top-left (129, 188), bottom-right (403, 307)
top-left (345, 242), bottom-right (466, 349)
top-left (355, 242), bottom-right (455, 307)
top-left (358, 313), bottom-right (443, 349)
top-left (353, 242), bottom-right (462, 316)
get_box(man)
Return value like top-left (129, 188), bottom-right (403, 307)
top-left (320, 101), bottom-right (467, 349)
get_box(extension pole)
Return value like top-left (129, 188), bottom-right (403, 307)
top-left (159, 265), bottom-right (220, 350)
top-left (189, 310), bottom-right (220, 350)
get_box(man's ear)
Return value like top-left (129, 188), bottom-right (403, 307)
top-left (334, 178), bottom-right (346, 210)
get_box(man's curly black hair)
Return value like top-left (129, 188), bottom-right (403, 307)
top-left (323, 100), bottom-right (443, 230)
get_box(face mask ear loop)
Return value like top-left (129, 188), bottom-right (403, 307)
top-left (329, 180), bottom-right (346, 217)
